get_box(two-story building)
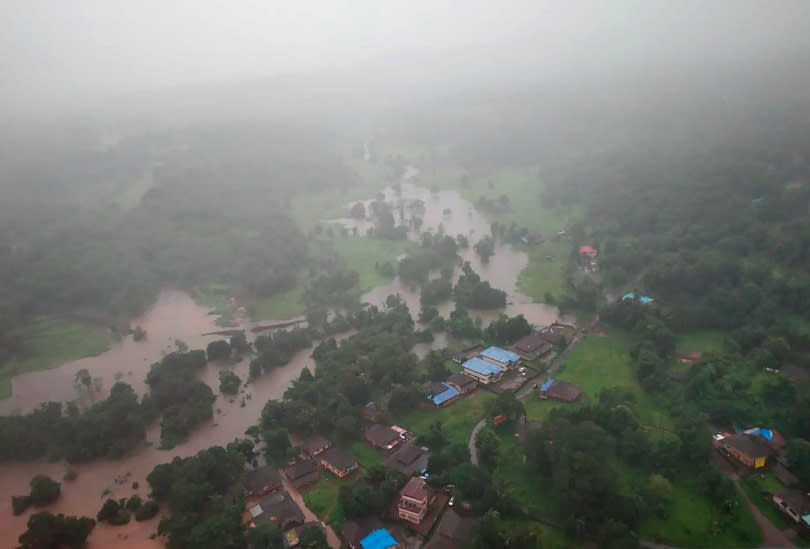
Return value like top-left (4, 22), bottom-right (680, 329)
top-left (461, 357), bottom-right (503, 384)
top-left (397, 477), bottom-right (434, 525)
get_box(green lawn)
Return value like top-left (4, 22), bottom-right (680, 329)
top-left (304, 472), bottom-right (352, 525)
top-left (1, 318), bottom-right (116, 399)
top-left (677, 331), bottom-right (726, 354)
top-left (500, 518), bottom-right (571, 549)
top-left (640, 480), bottom-right (761, 548)
top-left (349, 442), bottom-right (385, 469)
top-left (494, 430), bottom-right (559, 517)
top-left (319, 236), bottom-right (417, 292)
top-left (396, 391), bottom-right (496, 446)
top-left (249, 284), bottom-right (308, 322)
top-left (517, 241), bottom-right (572, 303)
top-left (524, 335), bottom-right (672, 429)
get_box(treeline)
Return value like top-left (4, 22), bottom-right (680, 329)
top-left (0, 120), bottom-right (352, 363)
top-left (0, 350), bottom-right (217, 460)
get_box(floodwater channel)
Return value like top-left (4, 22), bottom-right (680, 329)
top-left (0, 168), bottom-right (564, 547)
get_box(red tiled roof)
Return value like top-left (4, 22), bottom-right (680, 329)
top-left (400, 477), bottom-right (428, 501)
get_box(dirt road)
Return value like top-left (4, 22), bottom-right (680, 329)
top-left (279, 471), bottom-right (342, 549)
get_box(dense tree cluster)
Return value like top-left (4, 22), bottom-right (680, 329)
top-left (250, 328), bottom-right (313, 379)
top-left (146, 444), bottom-right (248, 548)
top-left (17, 511), bottom-right (95, 549)
top-left (144, 351), bottom-right (216, 449)
top-left (0, 382), bottom-right (148, 462)
top-left (338, 464), bottom-right (407, 519)
top-left (483, 314), bottom-right (531, 346)
top-left (453, 262), bottom-right (506, 309)
top-left (12, 474), bottom-right (61, 516)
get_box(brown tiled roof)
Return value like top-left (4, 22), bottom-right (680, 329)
top-left (446, 373), bottom-right (476, 390)
top-left (245, 466), bottom-right (281, 494)
top-left (400, 477), bottom-right (428, 501)
top-left (340, 517), bottom-right (385, 548)
top-left (390, 442), bottom-right (423, 466)
top-left (511, 333), bottom-right (552, 354)
top-left (250, 492), bottom-right (304, 530)
top-left (285, 460), bottom-right (317, 480)
top-left (544, 380), bottom-right (581, 402)
top-left (320, 447), bottom-right (357, 472)
top-left (723, 434), bottom-right (771, 459)
top-left (775, 488), bottom-right (810, 515)
top-left (365, 424), bottom-right (400, 448)
top-left (301, 435), bottom-right (331, 456)
top-left (436, 509), bottom-right (475, 542)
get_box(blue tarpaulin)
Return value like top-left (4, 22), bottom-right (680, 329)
top-left (539, 378), bottom-right (554, 393)
top-left (430, 382), bottom-right (460, 406)
top-left (622, 293), bottom-right (655, 304)
top-left (361, 529), bottom-right (398, 549)
top-left (480, 346), bottom-right (520, 365)
top-left (463, 357), bottom-right (503, 377)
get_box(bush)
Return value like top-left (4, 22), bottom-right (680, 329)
top-left (29, 475), bottom-right (61, 506)
top-left (219, 370), bottom-right (241, 395)
top-left (125, 495), bottom-right (143, 511)
top-left (63, 468), bottom-right (78, 482)
top-left (134, 500), bottom-right (160, 522)
top-left (12, 495), bottom-right (31, 516)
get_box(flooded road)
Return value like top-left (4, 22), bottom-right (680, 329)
top-left (0, 168), bottom-right (563, 547)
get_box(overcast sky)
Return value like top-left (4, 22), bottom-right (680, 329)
top-left (3, 1), bottom-right (810, 113)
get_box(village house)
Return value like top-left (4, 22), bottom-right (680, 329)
top-left (772, 488), bottom-right (810, 531)
top-left (479, 346), bottom-right (521, 369)
top-left (301, 435), bottom-right (331, 458)
top-left (365, 424), bottom-right (404, 451)
top-left (397, 477), bottom-right (435, 525)
top-left (284, 460), bottom-right (320, 489)
top-left (246, 492), bottom-right (304, 530)
top-left (508, 332), bottom-right (553, 361)
top-left (537, 378), bottom-right (582, 403)
top-left (386, 441), bottom-right (429, 476)
top-left (425, 509), bottom-right (475, 549)
top-left (318, 447), bottom-right (358, 478)
top-left (461, 356), bottom-right (504, 384)
top-left (578, 245), bottom-right (598, 270)
top-left (426, 381), bottom-right (460, 407)
top-left (245, 465), bottom-right (282, 498)
top-left (717, 433), bottom-right (772, 469)
top-left (445, 372), bottom-right (477, 394)
top-left (451, 344), bottom-right (485, 364)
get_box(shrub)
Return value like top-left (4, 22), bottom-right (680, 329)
top-left (12, 495), bottom-right (31, 516)
top-left (134, 500), bottom-right (160, 522)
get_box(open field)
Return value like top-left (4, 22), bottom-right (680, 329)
top-left (304, 471), bottom-right (356, 526)
top-left (194, 284), bottom-right (236, 326)
top-left (676, 331), bottom-right (726, 354)
top-left (350, 442), bottom-right (385, 470)
top-left (0, 318), bottom-right (116, 399)
top-left (319, 236), bottom-right (417, 292)
top-left (396, 391), bottom-right (495, 446)
top-left (249, 285), bottom-right (307, 322)
top-left (524, 334), bottom-right (672, 429)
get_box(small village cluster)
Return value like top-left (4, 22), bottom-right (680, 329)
top-left (238, 322), bottom-right (585, 548)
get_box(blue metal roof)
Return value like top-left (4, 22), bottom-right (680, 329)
top-left (480, 346), bottom-right (520, 365)
top-left (539, 378), bottom-right (554, 393)
top-left (430, 382), bottom-right (460, 406)
top-left (622, 292), bottom-right (654, 304)
top-left (361, 529), bottom-right (398, 549)
top-left (462, 357), bottom-right (503, 377)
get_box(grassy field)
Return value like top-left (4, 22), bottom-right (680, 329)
top-left (396, 391), bottom-right (495, 446)
top-left (0, 318), bottom-right (116, 399)
top-left (676, 331), bottom-right (726, 354)
top-left (249, 284), bottom-right (308, 322)
top-left (304, 472), bottom-right (355, 525)
top-left (194, 284), bottom-right (236, 326)
top-left (318, 236), bottom-right (417, 292)
top-left (523, 334), bottom-right (671, 429)
top-left (350, 442), bottom-right (385, 469)
top-left (640, 479), bottom-right (762, 548)
top-left (500, 518), bottom-right (571, 549)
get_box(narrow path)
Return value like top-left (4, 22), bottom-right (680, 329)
top-left (279, 471), bottom-right (342, 549)
top-left (469, 418), bottom-right (486, 466)
top-left (732, 478), bottom-right (794, 548)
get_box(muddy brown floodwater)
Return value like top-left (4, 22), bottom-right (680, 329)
top-left (0, 168), bottom-right (566, 547)
top-left (0, 290), bottom-right (349, 547)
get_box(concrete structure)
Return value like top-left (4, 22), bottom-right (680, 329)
top-left (397, 477), bottom-right (434, 525)
top-left (718, 433), bottom-right (771, 469)
top-left (461, 356), bottom-right (503, 384)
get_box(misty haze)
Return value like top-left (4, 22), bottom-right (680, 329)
top-left (3, 1), bottom-right (810, 548)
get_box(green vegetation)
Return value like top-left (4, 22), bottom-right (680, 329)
top-left (1, 318), bottom-right (114, 399)
top-left (322, 236), bottom-right (416, 292)
top-left (676, 331), bottom-right (726, 354)
top-left (194, 284), bottom-right (236, 326)
top-left (305, 473), bottom-right (353, 525)
top-left (349, 442), bottom-right (384, 469)
top-left (250, 284), bottom-right (307, 322)
top-left (397, 392), bottom-right (495, 446)
top-left (17, 511), bottom-right (95, 549)
top-left (739, 473), bottom-right (796, 533)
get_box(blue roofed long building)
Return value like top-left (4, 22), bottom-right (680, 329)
top-left (462, 356), bottom-right (504, 384)
top-left (426, 382), bottom-right (461, 407)
top-left (479, 346), bottom-right (521, 369)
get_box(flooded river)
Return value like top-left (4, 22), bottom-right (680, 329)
top-left (0, 170), bottom-right (563, 547)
